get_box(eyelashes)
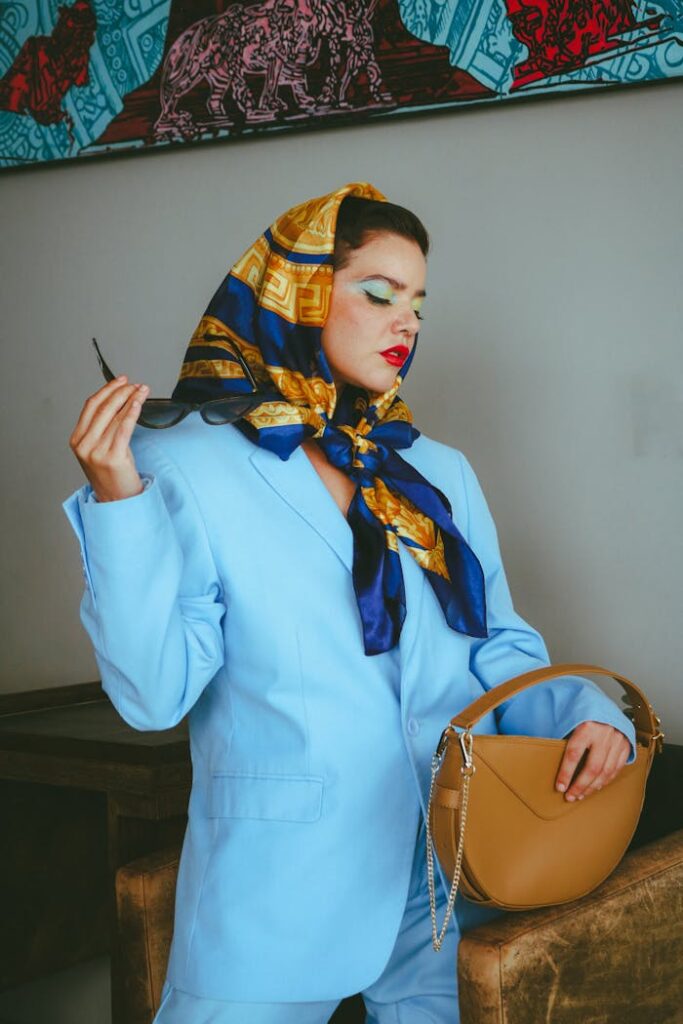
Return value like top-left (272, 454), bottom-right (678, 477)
top-left (367, 293), bottom-right (425, 321)
top-left (360, 286), bottom-right (425, 321)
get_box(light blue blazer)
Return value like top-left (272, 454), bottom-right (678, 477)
top-left (62, 418), bottom-right (636, 1002)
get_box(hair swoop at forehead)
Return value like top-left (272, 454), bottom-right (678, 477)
top-left (333, 196), bottom-right (430, 272)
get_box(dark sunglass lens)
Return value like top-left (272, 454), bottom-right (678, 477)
top-left (201, 396), bottom-right (264, 425)
top-left (138, 401), bottom-right (188, 428)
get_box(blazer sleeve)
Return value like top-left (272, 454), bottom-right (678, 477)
top-left (61, 435), bottom-right (226, 731)
top-left (458, 452), bottom-right (637, 764)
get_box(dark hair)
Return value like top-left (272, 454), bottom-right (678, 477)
top-left (333, 195), bottom-right (430, 270)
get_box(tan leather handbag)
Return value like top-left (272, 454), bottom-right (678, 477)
top-left (426, 663), bottom-right (664, 951)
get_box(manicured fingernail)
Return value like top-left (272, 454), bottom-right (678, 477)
top-left (138, 384), bottom-right (148, 392)
top-left (116, 374), bottom-right (126, 381)
top-left (556, 783), bottom-right (566, 792)
top-left (566, 794), bottom-right (575, 801)
top-left (578, 795), bottom-right (585, 800)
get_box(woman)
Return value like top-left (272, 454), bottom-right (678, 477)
top-left (64, 182), bottom-right (635, 1023)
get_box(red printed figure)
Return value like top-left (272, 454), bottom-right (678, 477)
top-left (0, 0), bottom-right (96, 130)
top-left (506, 0), bottom-right (662, 86)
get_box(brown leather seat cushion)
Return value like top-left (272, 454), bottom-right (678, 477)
top-left (117, 829), bottom-right (683, 1024)
top-left (116, 847), bottom-right (180, 1020)
top-left (458, 828), bottom-right (683, 1024)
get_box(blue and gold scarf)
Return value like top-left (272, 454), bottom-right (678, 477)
top-left (173, 182), bottom-right (488, 655)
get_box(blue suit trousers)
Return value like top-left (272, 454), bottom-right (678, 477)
top-left (153, 817), bottom-right (506, 1024)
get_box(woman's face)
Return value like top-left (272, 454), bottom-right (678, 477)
top-left (321, 231), bottom-right (427, 394)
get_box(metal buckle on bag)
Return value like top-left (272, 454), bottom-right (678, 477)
top-left (434, 725), bottom-right (476, 775)
top-left (459, 729), bottom-right (476, 776)
top-left (435, 723), bottom-right (458, 761)
top-left (621, 697), bottom-right (664, 755)
top-left (652, 714), bottom-right (665, 754)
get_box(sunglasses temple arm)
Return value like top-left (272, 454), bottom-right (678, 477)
top-left (203, 333), bottom-right (259, 391)
top-left (92, 337), bottom-right (117, 383)
top-left (93, 333), bottom-right (264, 398)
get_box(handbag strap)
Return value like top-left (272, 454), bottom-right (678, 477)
top-left (449, 663), bottom-right (662, 745)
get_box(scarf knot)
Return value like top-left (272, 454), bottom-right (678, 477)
top-left (321, 424), bottom-right (383, 483)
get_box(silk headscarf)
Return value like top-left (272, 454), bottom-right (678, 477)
top-left (172, 182), bottom-right (488, 655)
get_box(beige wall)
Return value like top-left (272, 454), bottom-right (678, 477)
top-left (0, 79), bottom-right (680, 1021)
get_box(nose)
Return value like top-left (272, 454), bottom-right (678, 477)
top-left (392, 303), bottom-right (420, 337)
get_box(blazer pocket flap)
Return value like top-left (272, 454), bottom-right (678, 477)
top-left (207, 772), bottom-right (324, 822)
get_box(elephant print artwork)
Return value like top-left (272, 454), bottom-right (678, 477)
top-left (1, 0), bottom-right (681, 168)
top-left (153, 1), bottom-right (394, 141)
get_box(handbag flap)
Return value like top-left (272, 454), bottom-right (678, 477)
top-left (471, 734), bottom-right (637, 822)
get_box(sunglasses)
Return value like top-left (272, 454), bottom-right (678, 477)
top-left (92, 336), bottom-right (279, 429)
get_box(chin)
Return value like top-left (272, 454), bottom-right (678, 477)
top-left (345, 368), bottom-right (398, 394)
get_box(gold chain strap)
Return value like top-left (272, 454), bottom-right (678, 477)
top-left (425, 728), bottom-right (475, 953)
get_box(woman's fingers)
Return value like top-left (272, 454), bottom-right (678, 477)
top-left (554, 732), bottom-right (586, 796)
top-left (581, 737), bottom-right (630, 798)
top-left (85, 385), bottom-right (148, 481)
top-left (69, 377), bottom-right (150, 502)
top-left (555, 722), bottom-right (630, 802)
top-left (565, 743), bottom-right (608, 800)
top-left (69, 376), bottom-right (129, 448)
top-left (74, 381), bottom-right (143, 454)
top-left (108, 385), bottom-right (149, 457)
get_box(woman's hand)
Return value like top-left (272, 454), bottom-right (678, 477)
top-left (69, 375), bottom-right (149, 502)
top-left (555, 721), bottom-right (631, 801)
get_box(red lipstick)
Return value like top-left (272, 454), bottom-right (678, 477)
top-left (379, 344), bottom-right (409, 367)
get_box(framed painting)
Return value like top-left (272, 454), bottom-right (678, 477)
top-left (1, 0), bottom-right (681, 169)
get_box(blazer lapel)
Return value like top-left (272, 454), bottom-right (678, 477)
top-left (249, 446), bottom-right (354, 573)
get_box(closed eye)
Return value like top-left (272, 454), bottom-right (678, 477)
top-left (364, 291), bottom-right (392, 306)
top-left (363, 290), bottom-right (425, 320)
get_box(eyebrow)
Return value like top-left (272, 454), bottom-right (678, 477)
top-left (361, 274), bottom-right (427, 298)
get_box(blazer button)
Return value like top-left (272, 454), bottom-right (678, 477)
top-left (407, 717), bottom-right (420, 737)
